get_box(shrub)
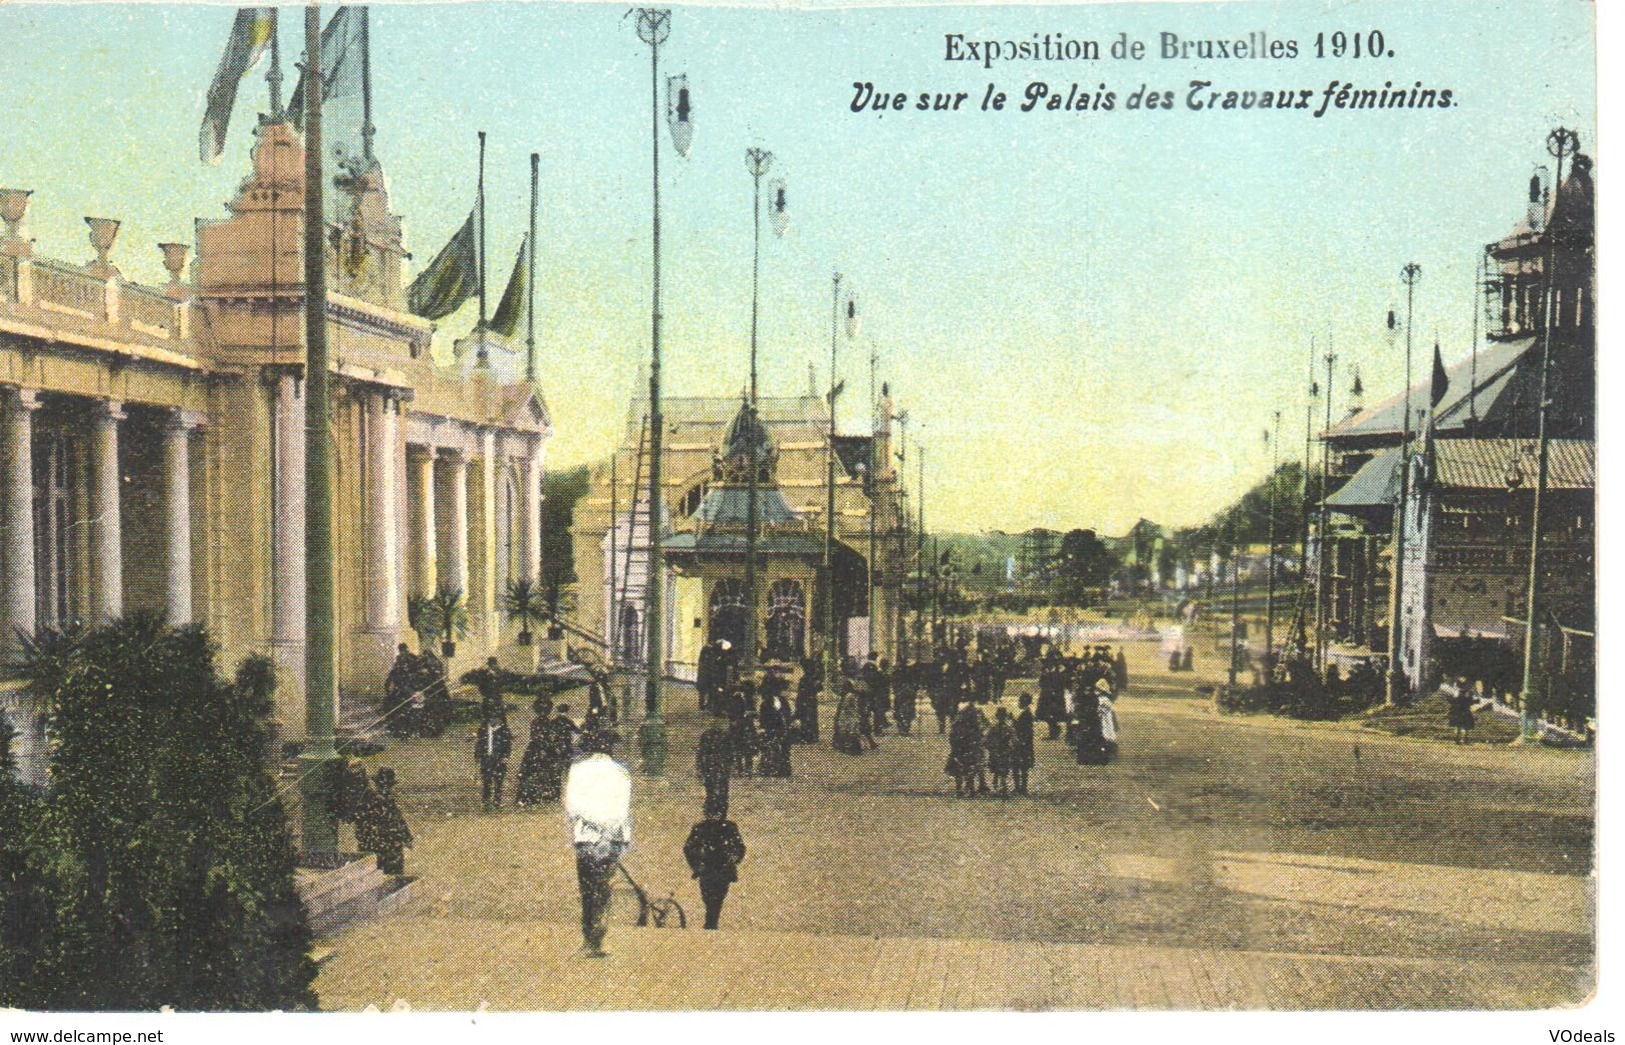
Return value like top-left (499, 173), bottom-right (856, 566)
top-left (4, 617), bottom-right (316, 1011)
top-left (0, 718), bottom-right (50, 1001)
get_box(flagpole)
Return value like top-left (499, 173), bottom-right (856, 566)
top-left (527, 151), bottom-right (538, 385)
top-left (267, 8), bottom-right (285, 119)
top-left (1470, 254), bottom-right (1481, 425)
top-left (1265, 410), bottom-right (1279, 680)
top-left (476, 130), bottom-right (489, 367)
top-left (1316, 341), bottom-right (1334, 668)
top-left (1302, 334), bottom-right (1315, 666)
top-left (300, 0), bottom-right (340, 863)
top-left (360, 6), bottom-right (375, 163)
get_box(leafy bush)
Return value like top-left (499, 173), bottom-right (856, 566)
top-left (0, 718), bottom-right (50, 998)
top-left (1, 617), bottom-right (316, 1011)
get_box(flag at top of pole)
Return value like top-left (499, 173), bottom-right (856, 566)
top-left (406, 205), bottom-right (478, 320)
top-left (288, 6), bottom-right (371, 181)
top-left (1430, 341), bottom-right (1451, 408)
top-left (200, 8), bottom-right (277, 164)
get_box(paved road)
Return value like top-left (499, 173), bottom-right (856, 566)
top-left (315, 641), bottom-right (1593, 1010)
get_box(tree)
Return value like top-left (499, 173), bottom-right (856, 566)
top-left (541, 465), bottom-right (590, 596)
top-left (1054, 529), bottom-right (1115, 606)
top-left (8, 617), bottom-right (315, 1011)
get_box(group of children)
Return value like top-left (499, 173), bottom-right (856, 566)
top-left (945, 693), bottom-right (1038, 797)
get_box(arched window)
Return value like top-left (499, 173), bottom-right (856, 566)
top-left (618, 603), bottom-right (642, 663)
top-left (708, 579), bottom-right (749, 651)
top-left (765, 578), bottom-right (806, 661)
top-left (502, 469), bottom-right (520, 583)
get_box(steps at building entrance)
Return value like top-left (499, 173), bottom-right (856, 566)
top-left (296, 853), bottom-right (417, 938)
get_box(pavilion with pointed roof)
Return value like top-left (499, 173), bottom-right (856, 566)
top-left (1312, 140), bottom-right (1594, 714)
top-left (573, 385), bottom-right (909, 677)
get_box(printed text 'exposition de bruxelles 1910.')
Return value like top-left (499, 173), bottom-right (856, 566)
top-left (942, 30), bottom-right (1400, 68)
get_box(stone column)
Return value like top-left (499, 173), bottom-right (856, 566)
top-left (2, 388), bottom-right (40, 662)
top-left (478, 429), bottom-right (498, 652)
top-left (361, 394), bottom-right (402, 685)
top-left (367, 394), bottom-right (401, 630)
top-left (413, 448), bottom-right (438, 597)
top-left (271, 373), bottom-right (306, 694)
top-left (90, 400), bottom-right (125, 623)
top-left (522, 441), bottom-right (545, 584)
top-left (445, 449), bottom-right (469, 599)
top-left (163, 410), bottom-right (200, 625)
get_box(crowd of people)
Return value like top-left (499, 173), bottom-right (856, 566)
top-left (379, 642), bottom-right (455, 738)
top-left (356, 631), bottom-right (1138, 955)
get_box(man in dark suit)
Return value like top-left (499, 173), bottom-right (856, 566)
top-left (683, 798), bottom-right (747, 930)
top-left (473, 706), bottom-right (513, 810)
top-left (1013, 692), bottom-right (1036, 795)
top-left (696, 706), bottom-right (734, 814)
top-left (696, 639), bottom-right (721, 713)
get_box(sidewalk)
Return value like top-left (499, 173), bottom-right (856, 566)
top-left (320, 645), bottom-right (1593, 1011)
top-left (315, 915), bottom-right (1591, 1011)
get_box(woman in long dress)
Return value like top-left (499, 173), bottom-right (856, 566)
top-left (513, 698), bottom-right (554, 806)
top-left (758, 691), bottom-right (793, 777)
top-left (1074, 683), bottom-right (1111, 766)
top-left (832, 681), bottom-right (865, 756)
top-left (945, 703), bottom-right (983, 797)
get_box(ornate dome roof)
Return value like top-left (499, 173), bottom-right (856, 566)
top-left (715, 397), bottom-right (778, 486)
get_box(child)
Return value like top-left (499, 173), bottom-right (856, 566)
top-left (984, 708), bottom-right (1016, 798)
top-left (683, 797), bottom-right (747, 930)
top-left (356, 767), bottom-right (413, 875)
top-left (1013, 693), bottom-right (1036, 796)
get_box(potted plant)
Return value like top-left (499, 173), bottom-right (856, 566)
top-left (430, 588), bottom-right (468, 658)
top-left (407, 593), bottom-right (439, 651)
top-left (503, 578), bottom-right (542, 646)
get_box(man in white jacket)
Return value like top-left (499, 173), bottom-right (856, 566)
top-left (562, 735), bottom-right (632, 957)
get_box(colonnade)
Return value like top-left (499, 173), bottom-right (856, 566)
top-left (1, 386), bottom-right (199, 663)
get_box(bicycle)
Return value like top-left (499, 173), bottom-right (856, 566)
top-left (615, 860), bottom-right (686, 928)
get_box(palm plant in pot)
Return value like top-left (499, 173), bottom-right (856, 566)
top-left (503, 578), bottom-right (543, 646)
top-left (430, 588), bottom-right (468, 658)
top-left (407, 593), bottom-right (439, 651)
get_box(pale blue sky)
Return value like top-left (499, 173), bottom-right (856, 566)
top-left (0, 0), bottom-right (1595, 533)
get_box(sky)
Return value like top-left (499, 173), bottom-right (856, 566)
top-left (0, 0), bottom-right (1596, 534)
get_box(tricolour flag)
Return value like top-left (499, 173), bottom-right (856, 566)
top-left (288, 6), bottom-right (369, 177)
top-left (407, 208), bottom-right (479, 321)
top-left (487, 235), bottom-right (530, 342)
top-left (199, 8), bottom-right (277, 165)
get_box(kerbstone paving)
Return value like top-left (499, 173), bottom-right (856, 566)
top-left (315, 641), bottom-right (1593, 1010)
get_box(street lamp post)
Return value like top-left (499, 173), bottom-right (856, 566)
top-left (1385, 262), bottom-right (1421, 705)
top-left (1314, 344), bottom-right (1335, 667)
top-left (300, 0), bottom-right (340, 863)
top-left (915, 440), bottom-right (927, 654)
top-left (1228, 526), bottom-right (1241, 689)
top-left (1517, 126), bottom-right (1579, 741)
top-left (742, 146), bottom-right (784, 679)
top-left (1265, 410), bottom-right (1280, 681)
top-left (632, 8), bottom-right (692, 776)
top-left (820, 273), bottom-right (856, 711)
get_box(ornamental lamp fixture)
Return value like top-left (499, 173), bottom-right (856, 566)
top-left (667, 74), bottom-right (694, 158)
top-left (845, 293), bottom-right (860, 339)
top-left (769, 178), bottom-right (789, 237)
